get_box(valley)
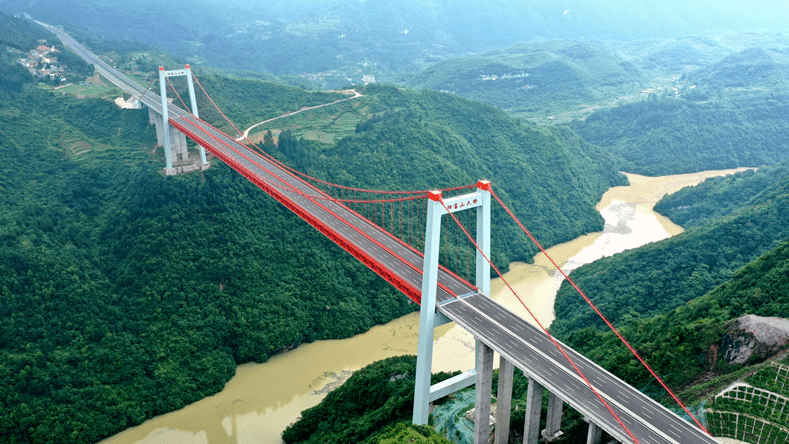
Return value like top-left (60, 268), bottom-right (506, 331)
top-left (98, 169), bottom-right (747, 444)
top-left (1, 3), bottom-right (789, 444)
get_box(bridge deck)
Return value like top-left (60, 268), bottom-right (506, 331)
top-left (44, 22), bottom-right (721, 444)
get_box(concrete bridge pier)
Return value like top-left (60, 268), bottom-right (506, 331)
top-left (494, 356), bottom-right (515, 444)
top-left (475, 342), bottom-right (495, 444)
top-left (587, 421), bottom-right (603, 444)
top-left (542, 392), bottom-right (564, 442)
top-left (521, 375), bottom-right (565, 444)
top-left (150, 107), bottom-right (164, 147)
top-left (170, 126), bottom-right (188, 161)
top-left (522, 376), bottom-right (544, 444)
top-left (473, 347), bottom-right (516, 444)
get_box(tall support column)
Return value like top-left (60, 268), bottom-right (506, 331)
top-left (474, 180), bottom-right (493, 443)
top-left (523, 377), bottom-right (543, 444)
top-left (184, 64), bottom-right (207, 165)
top-left (153, 115), bottom-right (165, 147)
top-left (542, 392), bottom-right (564, 441)
top-left (179, 131), bottom-right (188, 161)
top-left (475, 341), bottom-right (494, 444)
top-left (158, 66), bottom-right (173, 172)
top-left (412, 191), bottom-right (444, 425)
top-left (586, 422), bottom-right (603, 444)
top-left (170, 127), bottom-right (188, 161)
top-left (494, 356), bottom-right (514, 444)
top-left (476, 180), bottom-right (491, 295)
top-left (168, 126), bottom-right (183, 160)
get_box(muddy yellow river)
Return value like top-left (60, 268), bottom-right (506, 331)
top-left (101, 168), bottom-right (750, 444)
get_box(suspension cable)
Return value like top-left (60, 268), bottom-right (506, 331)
top-left (165, 76), bottom-right (190, 111)
top-left (189, 71), bottom-right (476, 197)
top-left (439, 199), bottom-right (641, 444)
top-left (488, 188), bottom-right (708, 434)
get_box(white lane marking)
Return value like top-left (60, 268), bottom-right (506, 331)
top-left (442, 298), bottom-right (683, 444)
top-left (469, 296), bottom-right (708, 440)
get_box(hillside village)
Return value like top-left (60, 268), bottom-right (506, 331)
top-left (13, 39), bottom-right (67, 82)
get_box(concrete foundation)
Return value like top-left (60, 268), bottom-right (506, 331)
top-left (475, 341), bottom-right (494, 444)
top-left (523, 377), bottom-right (544, 444)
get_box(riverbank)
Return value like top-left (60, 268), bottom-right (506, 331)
top-left (100, 168), bottom-right (751, 444)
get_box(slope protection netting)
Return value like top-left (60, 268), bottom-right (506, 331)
top-left (707, 411), bottom-right (789, 444)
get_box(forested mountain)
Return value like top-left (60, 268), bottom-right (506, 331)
top-left (562, 237), bottom-right (789, 389)
top-left (564, 43), bottom-right (789, 175)
top-left (1, 0), bottom-right (787, 87)
top-left (0, 14), bottom-right (630, 443)
top-left (654, 162), bottom-right (789, 227)
top-left (552, 164), bottom-right (789, 337)
top-left (402, 40), bottom-right (643, 118)
top-left (692, 46), bottom-right (789, 89)
top-left (281, 356), bottom-right (455, 444)
top-left (569, 90), bottom-right (789, 175)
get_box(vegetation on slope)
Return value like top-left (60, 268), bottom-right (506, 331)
top-left (654, 162), bottom-right (789, 228)
top-left (403, 40), bottom-right (643, 118)
top-left (552, 167), bottom-right (789, 338)
top-left (0, 21), bottom-right (629, 443)
top-left (282, 356), bottom-right (457, 444)
top-left (569, 45), bottom-right (789, 176)
top-left (570, 91), bottom-right (789, 176)
top-left (561, 238), bottom-right (789, 390)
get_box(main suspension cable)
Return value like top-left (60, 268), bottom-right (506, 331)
top-left (439, 198), bottom-right (641, 444)
top-left (489, 188), bottom-right (708, 434)
top-left (189, 71), bottom-right (476, 197)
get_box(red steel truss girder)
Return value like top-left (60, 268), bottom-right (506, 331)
top-left (170, 118), bottom-right (423, 304)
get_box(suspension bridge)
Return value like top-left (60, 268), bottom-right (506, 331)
top-left (42, 22), bottom-right (724, 444)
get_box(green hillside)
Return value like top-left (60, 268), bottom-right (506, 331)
top-left (403, 40), bottom-right (644, 119)
top-left (569, 45), bottom-right (789, 176)
top-left (552, 166), bottom-right (789, 338)
top-left (0, 16), bottom-right (629, 443)
top-left (561, 238), bottom-right (789, 390)
top-left (654, 162), bottom-right (789, 228)
top-left (692, 47), bottom-right (789, 89)
top-left (282, 356), bottom-right (456, 444)
top-left (570, 91), bottom-right (789, 175)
